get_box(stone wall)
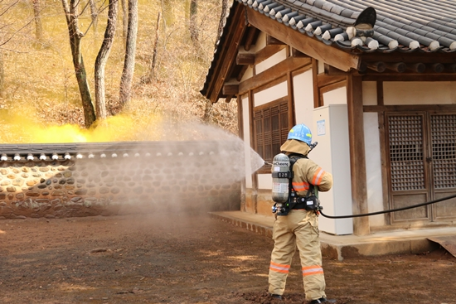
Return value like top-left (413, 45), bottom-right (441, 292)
top-left (0, 141), bottom-right (242, 219)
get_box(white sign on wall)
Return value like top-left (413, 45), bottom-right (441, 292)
top-left (317, 120), bottom-right (326, 136)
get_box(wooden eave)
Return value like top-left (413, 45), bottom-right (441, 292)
top-left (204, 2), bottom-right (248, 103)
top-left (245, 8), bottom-right (360, 73)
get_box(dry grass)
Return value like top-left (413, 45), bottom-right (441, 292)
top-left (0, 0), bottom-right (237, 143)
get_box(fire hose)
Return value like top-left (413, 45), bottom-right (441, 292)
top-left (319, 193), bottom-right (456, 219)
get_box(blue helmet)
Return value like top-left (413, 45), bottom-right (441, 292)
top-left (287, 124), bottom-right (312, 145)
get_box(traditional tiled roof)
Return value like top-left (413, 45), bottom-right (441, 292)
top-left (200, 0), bottom-right (456, 100)
top-left (240, 0), bottom-right (456, 53)
top-left (0, 142), bottom-right (218, 162)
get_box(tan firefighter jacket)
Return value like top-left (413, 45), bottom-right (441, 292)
top-left (280, 139), bottom-right (333, 196)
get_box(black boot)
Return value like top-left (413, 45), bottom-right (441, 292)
top-left (270, 294), bottom-right (283, 300)
top-left (309, 298), bottom-right (336, 304)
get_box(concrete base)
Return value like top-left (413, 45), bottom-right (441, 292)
top-left (209, 211), bottom-right (456, 261)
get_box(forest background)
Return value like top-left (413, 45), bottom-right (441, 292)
top-left (0, 0), bottom-right (236, 143)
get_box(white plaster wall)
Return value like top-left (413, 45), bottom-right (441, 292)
top-left (255, 48), bottom-right (287, 74)
top-left (254, 81), bottom-right (288, 107)
top-left (363, 81), bottom-right (377, 105)
top-left (323, 86), bottom-right (347, 105)
top-left (293, 70), bottom-right (314, 125)
top-left (258, 173), bottom-right (272, 189)
top-left (384, 81), bottom-right (456, 105)
top-left (242, 96), bottom-right (253, 188)
top-left (241, 66), bottom-right (254, 82)
top-left (363, 113), bottom-right (385, 227)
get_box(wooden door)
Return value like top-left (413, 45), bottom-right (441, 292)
top-left (385, 112), bottom-right (456, 224)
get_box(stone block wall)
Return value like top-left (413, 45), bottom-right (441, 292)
top-left (0, 141), bottom-right (242, 219)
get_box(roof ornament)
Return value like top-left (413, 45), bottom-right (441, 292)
top-left (353, 6), bottom-right (376, 40)
top-left (346, 7), bottom-right (377, 49)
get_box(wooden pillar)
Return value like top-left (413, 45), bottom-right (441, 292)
top-left (347, 74), bottom-right (370, 235)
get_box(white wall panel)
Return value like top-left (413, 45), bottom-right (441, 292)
top-left (362, 81), bottom-right (377, 105)
top-left (363, 113), bottom-right (385, 227)
top-left (242, 96), bottom-right (253, 188)
top-left (384, 81), bottom-right (456, 105)
top-left (255, 49), bottom-right (287, 74)
top-left (254, 81), bottom-right (287, 107)
top-left (293, 70), bottom-right (314, 126)
top-left (322, 86), bottom-right (347, 105)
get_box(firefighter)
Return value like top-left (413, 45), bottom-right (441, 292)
top-left (268, 124), bottom-right (334, 304)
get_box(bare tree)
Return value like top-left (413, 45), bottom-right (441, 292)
top-left (120, 0), bottom-right (127, 45)
top-left (144, 11), bottom-right (161, 84)
top-left (89, 0), bottom-right (98, 35)
top-left (118, 0), bottom-right (138, 106)
top-left (94, 0), bottom-right (118, 119)
top-left (189, 0), bottom-right (198, 43)
top-left (61, 0), bottom-right (96, 127)
top-left (31, 0), bottom-right (43, 41)
top-left (216, 0), bottom-right (228, 41)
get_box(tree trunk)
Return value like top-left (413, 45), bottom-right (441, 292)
top-left (119, 0), bottom-right (138, 106)
top-left (32, 0), bottom-right (43, 41)
top-left (94, 0), bottom-right (118, 120)
top-left (189, 0), bottom-right (198, 42)
top-left (61, 0), bottom-right (96, 128)
top-left (216, 0), bottom-right (228, 41)
top-left (89, 0), bottom-right (98, 35)
top-left (145, 12), bottom-right (161, 84)
top-left (121, 0), bottom-right (128, 46)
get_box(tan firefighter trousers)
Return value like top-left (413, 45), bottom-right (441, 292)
top-left (268, 209), bottom-right (326, 301)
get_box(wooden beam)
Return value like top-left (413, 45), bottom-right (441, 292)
top-left (312, 59), bottom-right (320, 108)
top-left (324, 64), bottom-right (346, 76)
top-left (223, 82), bottom-right (239, 95)
top-left (225, 96), bottom-right (233, 103)
top-left (317, 74), bottom-right (346, 88)
top-left (246, 8), bottom-right (359, 72)
top-left (377, 81), bottom-right (383, 106)
top-left (236, 50), bottom-right (255, 65)
top-left (446, 63), bottom-right (456, 73)
top-left (287, 71), bottom-right (296, 127)
top-left (291, 48), bottom-right (309, 58)
top-left (244, 26), bottom-right (259, 52)
top-left (266, 35), bottom-right (284, 45)
top-left (347, 74), bottom-right (370, 236)
top-left (238, 56), bottom-right (311, 94)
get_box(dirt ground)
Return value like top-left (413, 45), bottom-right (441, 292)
top-left (0, 212), bottom-right (455, 304)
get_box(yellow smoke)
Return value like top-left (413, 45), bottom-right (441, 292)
top-left (0, 107), bottom-right (163, 144)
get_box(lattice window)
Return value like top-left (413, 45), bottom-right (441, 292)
top-left (253, 99), bottom-right (288, 163)
top-left (431, 114), bottom-right (456, 189)
top-left (388, 115), bottom-right (425, 191)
